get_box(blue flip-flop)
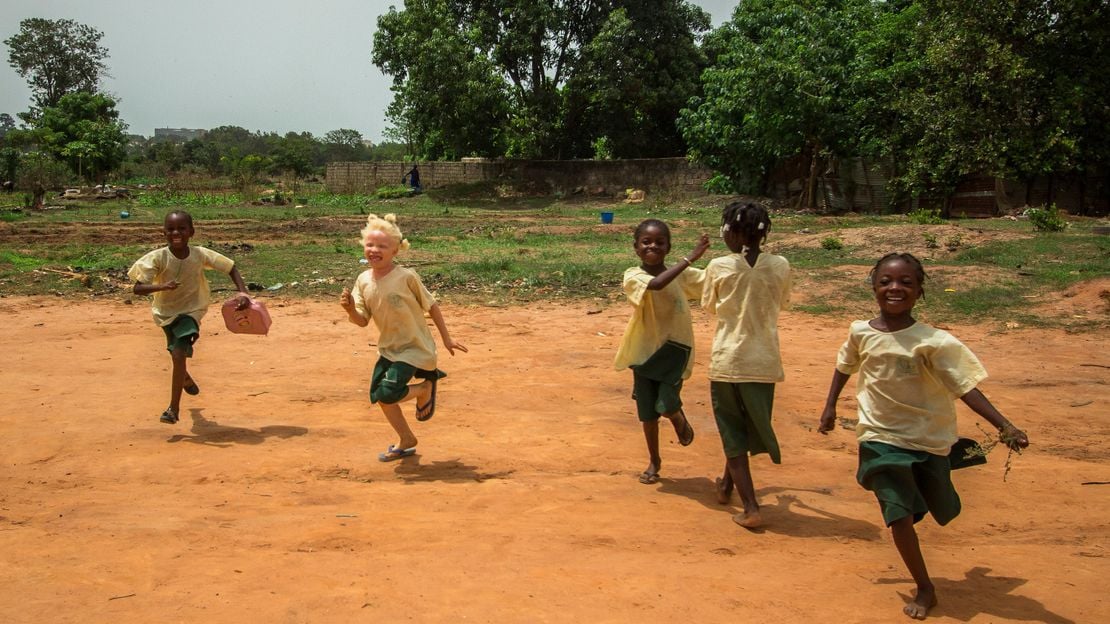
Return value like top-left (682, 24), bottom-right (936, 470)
top-left (378, 445), bottom-right (416, 462)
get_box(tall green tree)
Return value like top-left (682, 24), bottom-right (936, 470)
top-left (566, 2), bottom-right (710, 158)
top-left (679, 0), bottom-right (870, 197)
top-left (11, 92), bottom-right (127, 183)
top-left (4, 18), bottom-right (110, 112)
top-left (374, 1), bottom-right (510, 159)
top-left (373, 0), bottom-right (710, 159)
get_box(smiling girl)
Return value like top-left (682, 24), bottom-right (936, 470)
top-left (341, 213), bottom-right (467, 462)
top-left (818, 252), bottom-right (1029, 620)
top-left (614, 219), bottom-right (710, 485)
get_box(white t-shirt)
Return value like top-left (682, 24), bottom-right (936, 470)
top-left (613, 266), bottom-right (704, 379)
top-left (702, 253), bottom-right (791, 383)
top-left (836, 320), bottom-right (988, 455)
top-left (351, 265), bottom-right (438, 370)
top-left (128, 246), bottom-right (235, 326)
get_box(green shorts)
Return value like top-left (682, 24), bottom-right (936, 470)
top-left (162, 315), bottom-right (200, 357)
top-left (629, 341), bottom-right (690, 422)
top-left (710, 382), bottom-right (780, 463)
top-left (857, 441), bottom-right (962, 527)
top-left (369, 356), bottom-right (444, 405)
top-left (631, 372), bottom-right (683, 422)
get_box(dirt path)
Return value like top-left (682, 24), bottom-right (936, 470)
top-left (0, 297), bottom-right (1106, 623)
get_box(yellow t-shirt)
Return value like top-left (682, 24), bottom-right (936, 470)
top-left (702, 253), bottom-right (791, 383)
top-left (128, 246), bottom-right (235, 326)
top-left (351, 265), bottom-right (438, 371)
top-left (836, 320), bottom-right (988, 456)
top-left (613, 266), bottom-right (704, 379)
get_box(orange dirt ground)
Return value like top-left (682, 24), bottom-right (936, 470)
top-left (0, 297), bottom-right (1106, 623)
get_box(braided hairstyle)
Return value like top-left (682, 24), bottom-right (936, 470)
top-left (721, 201), bottom-right (771, 246)
top-left (633, 218), bottom-right (670, 242)
top-left (869, 252), bottom-right (927, 297)
top-left (360, 213), bottom-right (411, 252)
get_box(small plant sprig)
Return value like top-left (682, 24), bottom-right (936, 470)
top-left (966, 422), bottom-right (1025, 481)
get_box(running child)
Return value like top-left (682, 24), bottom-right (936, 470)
top-left (340, 213), bottom-right (467, 462)
top-left (614, 219), bottom-right (710, 485)
top-left (128, 210), bottom-right (251, 425)
top-left (818, 252), bottom-right (1029, 620)
top-left (702, 201), bottom-right (791, 529)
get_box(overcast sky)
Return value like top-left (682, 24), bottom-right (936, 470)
top-left (1, 1), bottom-right (738, 142)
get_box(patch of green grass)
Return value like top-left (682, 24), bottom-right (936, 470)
top-left (953, 234), bottom-right (1109, 290)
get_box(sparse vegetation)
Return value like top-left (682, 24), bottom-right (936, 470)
top-left (1027, 204), bottom-right (1067, 232)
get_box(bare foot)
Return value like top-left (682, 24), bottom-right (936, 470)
top-left (903, 586), bottom-right (937, 620)
top-left (732, 510), bottom-right (762, 529)
top-left (639, 460), bottom-right (660, 484)
top-left (715, 476), bottom-right (732, 505)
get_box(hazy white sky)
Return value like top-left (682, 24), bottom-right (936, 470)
top-left (1, 0), bottom-right (738, 141)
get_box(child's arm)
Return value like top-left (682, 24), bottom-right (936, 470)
top-left (646, 233), bottom-right (711, 290)
top-left (818, 370), bottom-right (852, 434)
top-left (429, 303), bottom-right (468, 355)
top-left (339, 287), bottom-right (370, 327)
top-left (133, 280), bottom-right (178, 295)
top-left (960, 388), bottom-right (1029, 449)
top-left (228, 266), bottom-right (251, 310)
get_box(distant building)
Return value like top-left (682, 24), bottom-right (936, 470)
top-left (154, 128), bottom-right (207, 142)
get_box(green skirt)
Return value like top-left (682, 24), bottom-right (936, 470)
top-left (857, 441), bottom-right (962, 527)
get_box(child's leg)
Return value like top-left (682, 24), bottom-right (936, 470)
top-left (726, 453), bottom-right (761, 527)
top-left (715, 463), bottom-right (733, 504)
top-left (640, 419), bottom-right (661, 483)
top-left (168, 347), bottom-right (188, 414)
top-left (890, 516), bottom-right (937, 619)
top-left (378, 401), bottom-right (418, 450)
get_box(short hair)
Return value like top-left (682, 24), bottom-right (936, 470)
top-left (360, 213), bottom-right (411, 252)
top-left (721, 201), bottom-right (770, 244)
top-left (633, 218), bottom-right (670, 241)
top-left (165, 210), bottom-right (193, 228)
top-left (869, 252), bottom-right (927, 295)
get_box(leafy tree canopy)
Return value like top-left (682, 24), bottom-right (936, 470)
top-left (11, 92), bottom-right (127, 182)
top-left (5, 18), bottom-right (110, 112)
top-left (373, 0), bottom-right (710, 159)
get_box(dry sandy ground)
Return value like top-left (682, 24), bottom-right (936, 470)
top-left (0, 297), bottom-right (1107, 623)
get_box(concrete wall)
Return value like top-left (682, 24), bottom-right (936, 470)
top-left (325, 158), bottom-right (713, 195)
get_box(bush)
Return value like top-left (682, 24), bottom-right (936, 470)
top-left (1027, 204), bottom-right (1067, 232)
top-left (374, 184), bottom-right (411, 199)
top-left (907, 206), bottom-right (944, 225)
top-left (821, 236), bottom-right (844, 250)
top-left (703, 174), bottom-right (735, 195)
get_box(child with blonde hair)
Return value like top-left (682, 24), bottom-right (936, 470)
top-left (340, 213), bottom-right (467, 461)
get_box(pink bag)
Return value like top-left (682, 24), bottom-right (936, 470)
top-left (221, 297), bottom-right (272, 335)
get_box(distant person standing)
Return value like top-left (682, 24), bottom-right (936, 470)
top-left (403, 163), bottom-right (422, 193)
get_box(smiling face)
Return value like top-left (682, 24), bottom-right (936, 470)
top-left (872, 257), bottom-right (923, 317)
top-left (634, 223), bottom-right (671, 268)
top-left (363, 229), bottom-right (399, 271)
top-left (162, 213), bottom-right (194, 251)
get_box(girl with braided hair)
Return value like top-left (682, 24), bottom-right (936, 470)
top-left (703, 201), bottom-right (791, 529)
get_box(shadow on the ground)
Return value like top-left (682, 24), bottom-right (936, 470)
top-left (166, 408), bottom-right (308, 447)
top-left (876, 566), bottom-right (1075, 623)
top-left (656, 479), bottom-right (881, 540)
top-left (390, 456), bottom-right (515, 484)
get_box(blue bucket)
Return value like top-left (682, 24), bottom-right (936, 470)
top-left (600, 211), bottom-right (614, 224)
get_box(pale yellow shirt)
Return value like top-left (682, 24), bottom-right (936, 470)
top-left (836, 320), bottom-right (988, 456)
top-left (351, 265), bottom-right (438, 371)
top-left (128, 246), bottom-right (235, 326)
top-left (702, 253), bottom-right (791, 383)
top-left (613, 266), bottom-right (704, 379)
